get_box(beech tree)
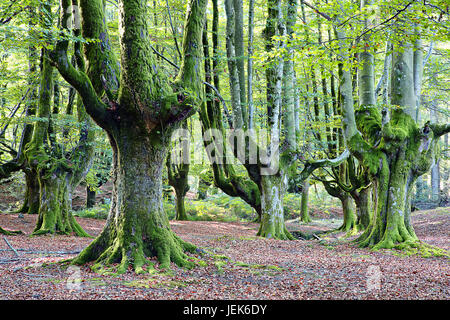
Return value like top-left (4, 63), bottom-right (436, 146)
top-left (200, 0), bottom-right (350, 239)
top-left (332, 0), bottom-right (450, 251)
top-left (48, 0), bottom-right (208, 272)
top-left (22, 2), bottom-right (95, 236)
top-left (167, 121), bottom-right (190, 221)
top-left (0, 6), bottom-right (40, 215)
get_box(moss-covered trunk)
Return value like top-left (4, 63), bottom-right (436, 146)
top-left (169, 163), bottom-right (189, 221)
top-left (52, 0), bottom-right (208, 271)
top-left (25, 44), bottom-right (89, 236)
top-left (18, 169), bottom-right (40, 214)
top-left (357, 159), bottom-right (417, 248)
top-left (33, 172), bottom-right (89, 236)
top-left (354, 109), bottom-right (448, 250)
top-left (175, 191), bottom-right (188, 221)
top-left (257, 174), bottom-right (293, 240)
top-left (334, 2), bottom-right (450, 252)
top-left (73, 131), bottom-right (196, 272)
top-left (200, 20), bottom-right (261, 218)
top-left (167, 136), bottom-right (190, 221)
top-left (338, 194), bottom-right (358, 233)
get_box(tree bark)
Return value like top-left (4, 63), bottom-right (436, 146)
top-left (257, 174), bottom-right (294, 240)
top-left (86, 186), bottom-right (96, 208)
top-left (73, 131), bottom-right (196, 272)
top-left (247, 0), bottom-right (255, 129)
top-left (256, 0), bottom-right (292, 240)
top-left (19, 169), bottom-right (40, 214)
top-left (300, 179), bottom-right (311, 223)
top-left (339, 194), bottom-right (357, 233)
top-left (224, 0), bottom-right (244, 129)
top-left (354, 186), bottom-right (372, 229)
top-left (200, 11), bottom-right (262, 219)
top-left (430, 106), bottom-right (440, 206)
top-left (52, 0), bottom-right (208, 271)
top-left (333, 8), bottom-right (450, 250)
top-left (167, 143), bottom-right (190, 221)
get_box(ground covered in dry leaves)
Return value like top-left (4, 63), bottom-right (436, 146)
top-left (0, 207), bottom-right (448, 300)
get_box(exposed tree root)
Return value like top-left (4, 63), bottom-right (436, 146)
top-left (0, 226), bottom-right (23, 235)
top-left (31, 216), bottom-right (91, 237)
top-left (256, 224), bottom-right (295, 240)
top-left (370, 239), bottom-right (449, 258)
top-left (72, 227), bottom-right (199, 274)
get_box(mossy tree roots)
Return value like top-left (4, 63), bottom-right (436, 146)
top-left (73, 218), bottom-right (197, 273)
top-left (0, 226), bottom-right (23, 235)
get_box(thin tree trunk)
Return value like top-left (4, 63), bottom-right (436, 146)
top-left (247, 0), bottom-right (255, 129)
top-left (430, 106), bottom-right (440, 206)
top-left (224, 0), bottom-right (243, 129)
top-left (413, 25), bottom-right (424, 122)
top-left (86, 186), bottom-right (96, 208)
top-left (257, 0), bottom-right (293, 240)
top-left (283, 0), bottom-right (298, 150)
top-left (233, 0), bottom-right (247, 126)
top-left (300, 179), bottom-right (311, 223)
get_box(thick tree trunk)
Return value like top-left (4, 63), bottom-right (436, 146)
top-left (334, 2), bottom-right (449, 253)
top-left (33, 173), bottom-right (89, 236)
top-left (73, 131), bottom-right (196, 272)
top-left (17, 169), bottom-right (40, 214)
top-left (354, 110), bottom-right (447, 250)
top-left (357, 148), bottom-right (418, 248)
top-left (52, 0), bottom-right (208, 272)
top-left (257, 174), bottom-right (293, 240)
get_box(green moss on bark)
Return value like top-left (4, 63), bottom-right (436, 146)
top-left (355, 110), bottom-right (443, 253)
top-left (256, 175), bottom-right (294, 240)
top-left (0, 226), bottom-right (23, 235)
top-left (72, 133), bottom-right (197, 273)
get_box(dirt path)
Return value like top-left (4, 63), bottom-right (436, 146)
top-left (0, 208), bottom-right (448, 300)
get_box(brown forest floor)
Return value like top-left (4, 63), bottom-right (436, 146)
top-left (0, 207), bottom-right (449, 300)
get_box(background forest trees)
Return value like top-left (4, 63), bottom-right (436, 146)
top-left (0, 0), bottom-right (448, 268)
